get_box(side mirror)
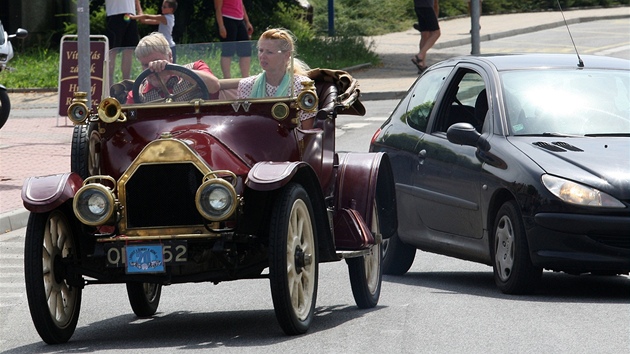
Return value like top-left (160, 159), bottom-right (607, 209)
top-left (14, 28), bottom-right (28, 40)
top-left (447, 122), bottom-right (490, 152)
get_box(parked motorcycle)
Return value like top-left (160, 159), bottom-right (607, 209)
top-left (0, 21), bottom-right (28, 129)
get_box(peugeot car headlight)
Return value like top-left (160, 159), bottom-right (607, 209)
top-left (196, 178), bottom-right (237, 221)
top-left (74, 184), bottom-right (116, 225)
top-left (542, 174), bottom-right (625, 208)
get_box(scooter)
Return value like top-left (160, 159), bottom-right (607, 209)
top-left (0, 21), bottom-right (28, 129)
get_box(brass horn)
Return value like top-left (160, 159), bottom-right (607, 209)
top-left (97, 97), bottom-right (127, 123)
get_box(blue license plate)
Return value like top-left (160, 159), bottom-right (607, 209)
top-left (125, 244), bottom-right (165, 274)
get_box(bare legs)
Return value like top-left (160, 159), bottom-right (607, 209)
top-left (221, 56), bottom-right (251, 79)
top-left (417, 29), bottom-right (441, 68)
top-left (108, 48), bottom-right (134, 87)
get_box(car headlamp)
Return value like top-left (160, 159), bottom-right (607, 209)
top-left (195, 178), bottom-right (237, 221)
top-left (73, 182), bottom-right (116, 225)
top-left (541, 174), bottom-right (625, 208)
top-left (296, 90), bottom-right (318, 112)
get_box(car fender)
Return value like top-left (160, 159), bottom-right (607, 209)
top-left (245, 161), bottom-right (307, 192)
top-left (21, 172), bottom-right (83, 213)
top-left (335, 152), bottom-right (397, 249)
top-left (0, 84), bottom-right (6, 91)
top-left (246, 161), bottom-right (339, 262)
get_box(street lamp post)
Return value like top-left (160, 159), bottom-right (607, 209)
top-left (77, 0), bottom-right (91, 99)
top-left (470, 0), bottom-right (481, 55)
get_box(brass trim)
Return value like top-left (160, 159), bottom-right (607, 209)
top-left (271, 102), bottom-right (290, 120)
top-left (98, 97), bottom-right (127, 123)
top-left (117, 138), bottom-right (214, 235)
top-left (95, 232), bottom-right (221, 242)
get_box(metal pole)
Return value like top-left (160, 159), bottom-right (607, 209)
top-left (77, 0), bottom-right (91, 98)
top-left (470, 0), bottom-right (481, 55)
top-left (328, 0), bottom-right (335, 36)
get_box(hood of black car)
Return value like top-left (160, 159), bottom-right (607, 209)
top-left (509, 137), bottom-right (630, 200)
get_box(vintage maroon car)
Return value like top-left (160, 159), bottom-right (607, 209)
top-left (21, 42), bottom-right (396, 344)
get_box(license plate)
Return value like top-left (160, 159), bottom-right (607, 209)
top-left (126, 244), bottom-right (165, 273)
top-left (104, 241), bottom-right (187, 270)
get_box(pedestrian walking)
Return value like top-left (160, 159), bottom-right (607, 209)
top-left (411, 0), bottom-right (440, 74)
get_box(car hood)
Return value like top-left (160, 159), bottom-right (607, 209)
top-left (509, 136), bottom-right (630, 200)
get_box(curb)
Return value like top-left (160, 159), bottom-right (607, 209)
top-left (0, 208), bottom-right (29, 235)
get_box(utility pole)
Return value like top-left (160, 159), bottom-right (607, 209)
top-left (328, 0), bottom-right (335, 36)
top-left (470, 0), bottom-right (481, 55)
top-left (77, 0), bottom-right (91, 98)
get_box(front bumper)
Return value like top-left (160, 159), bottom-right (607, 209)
top-left (528, 213), bottom-right (630, 273)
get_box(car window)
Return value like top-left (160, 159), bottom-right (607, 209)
top-left (501, 69), bottom-right (630, 136)
top-left (403, 67), bottom-right (451, 132)
top-left (434, 70), bottom-right (487, 133)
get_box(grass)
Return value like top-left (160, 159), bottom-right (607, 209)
top-left (1, 47), bottom-right (59, 89)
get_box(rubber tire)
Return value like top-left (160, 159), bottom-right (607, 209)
top-left (492, 200), bottom-right (542, 294)
top-left (347, 202), bottom-right (382, 308)
top-left (382, 232), bottom-right (416, 276)
top-left (71, 123), bottom-right (99, 179)
top-left (0, 89), bottom-right (10, 129)
top-left (269, 183), bottom-right (318, 335)
top-left (126, 282), bottom-right (162, 318)
top-left (132, 64), bottom-right (210, 103)
top-left (24, 209), bottom-right (82, 344)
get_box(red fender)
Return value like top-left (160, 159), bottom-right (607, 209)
top-left (21, 172), bottom-right (83, 213)
top-left (334, 152), bottom-right (397, 250)
top-left (245, 161), bottom-right (308, 192)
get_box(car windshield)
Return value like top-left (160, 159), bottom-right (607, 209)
top-left (501, 69), bottom-right (630, 136)
top-left (107, 40), bottom-right (297, 105)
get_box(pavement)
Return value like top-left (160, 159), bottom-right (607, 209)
top-left (1, 7), bottom-right (628, 234)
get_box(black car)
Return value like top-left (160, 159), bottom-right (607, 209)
top-left (370, 53), bottom-right (630, 294)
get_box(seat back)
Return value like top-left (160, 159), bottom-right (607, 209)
top-left (473, 89), bottom-right (488, 131)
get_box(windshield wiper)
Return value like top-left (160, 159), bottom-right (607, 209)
top-left (540, 132), bottom-right (583, 137)
top-left (584, 133), bottom-right (630, 137)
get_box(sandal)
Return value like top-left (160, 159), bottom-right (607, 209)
top-left (411, 55), bottom-right (427, 74)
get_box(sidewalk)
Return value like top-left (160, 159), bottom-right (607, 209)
top-left (1, 7), bottom-right (628, 233)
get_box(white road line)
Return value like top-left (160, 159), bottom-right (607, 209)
top-left (341, 123), bottom-right (371, 129)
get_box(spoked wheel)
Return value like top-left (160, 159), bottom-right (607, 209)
top-left (0, 89), bottom-right (10, 129)
top-left (492, 200), bottom-right (542, 294)
top-left (269, 183), bottom-right (318, 335)
top-left (24, 209), bottom-right (82, 344)
top-left (126, 282), bottom-right (162, 318)
top-left (347, 202), bottom-right (382, 308)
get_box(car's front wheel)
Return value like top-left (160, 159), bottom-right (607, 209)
top-left (126, 282), bottom-right (162, 317)
top-left (24, 209), bottom-right (82, 344)
top-left (269, 183), bottom-right (318, 335)
top-left (347, 202), bottom-right (382, 308)
top-left (492, 200), bottom-right (542, 294)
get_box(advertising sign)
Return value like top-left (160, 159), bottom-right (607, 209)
top-left (58, 35), bottom-right (108, 117)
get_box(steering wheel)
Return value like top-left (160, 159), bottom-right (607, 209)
top-left (132, 64), bottom-right (210, 104)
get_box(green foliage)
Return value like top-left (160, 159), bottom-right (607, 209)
top-left (7, 0), bottom-right (629, 88)
top-left (0, 47), bottom-right (59, 89)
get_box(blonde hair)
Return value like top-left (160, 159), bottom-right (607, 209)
top-left (135, 32), bottom-right (172, 60)
top-left (259, 28), bottom-right (310, 75)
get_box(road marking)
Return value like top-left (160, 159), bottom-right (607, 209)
top-left (366, 117), bottom-right (388, 121)
top-left (341, 123), bottom-right (371, 129)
